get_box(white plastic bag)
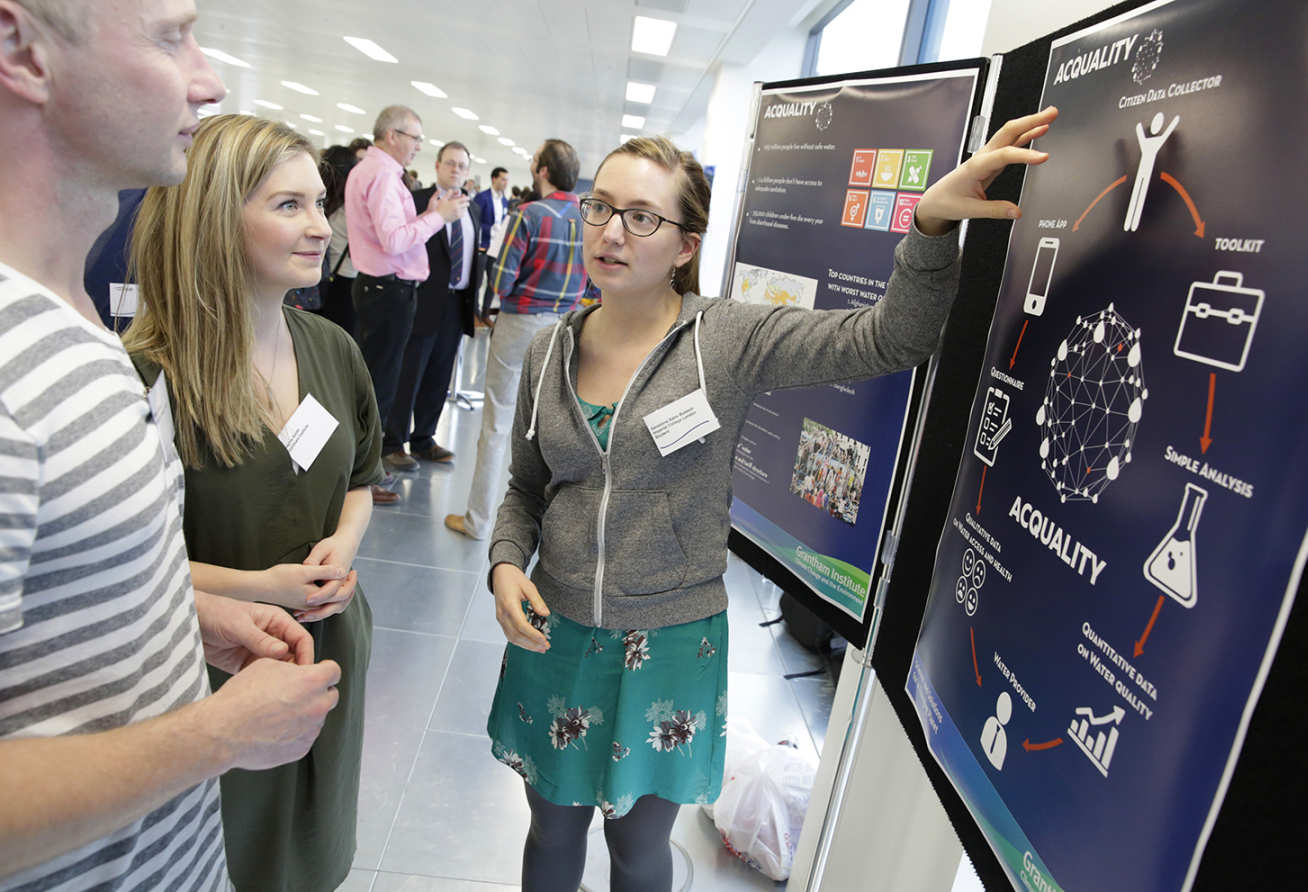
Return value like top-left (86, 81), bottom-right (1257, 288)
top-left (709, 721), bottom-right (818, 881)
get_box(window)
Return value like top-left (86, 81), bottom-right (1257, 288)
top-left (809, 0), bottom-right (913, 77)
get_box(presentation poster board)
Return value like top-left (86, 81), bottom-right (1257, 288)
top-left (905, 0), bottom-right (1308, 889)
top-left (727, 66), bottom-right (981, 635)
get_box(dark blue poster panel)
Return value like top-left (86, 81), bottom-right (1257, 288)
top-left (906, 1), bottom-right (1308, 890)
top-left (728, 70), bottom-right (979, 622)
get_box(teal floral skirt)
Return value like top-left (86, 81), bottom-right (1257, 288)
top-left (488, 606), bottom-right (728, 819)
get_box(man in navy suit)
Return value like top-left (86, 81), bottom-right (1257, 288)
top-left (384, 141), bottom-right (482, 468)
top-left (473, 166), bottom-right (510, 251)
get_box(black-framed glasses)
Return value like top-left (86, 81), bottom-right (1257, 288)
top-left (579, 197), bottom-right (686, 238)
top-left (393, 128), bottom-right (424, 143)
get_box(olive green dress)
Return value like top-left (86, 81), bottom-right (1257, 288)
top-left (133, 308), bottom-right (383, 892)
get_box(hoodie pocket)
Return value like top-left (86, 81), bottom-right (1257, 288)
top-left (538, 485), bottom-right (600, 590)
top-left (602, 490), bottom-right (688, 595)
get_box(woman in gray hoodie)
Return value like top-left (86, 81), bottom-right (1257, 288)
top-left (485, 108), bottom-right (1059, 891)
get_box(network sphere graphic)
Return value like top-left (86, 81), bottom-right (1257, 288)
top-left (1035, 304), bottom-right (1147, 504)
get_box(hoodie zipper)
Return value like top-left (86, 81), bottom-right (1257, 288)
top-left (562, 317), bottom-right (693, 626)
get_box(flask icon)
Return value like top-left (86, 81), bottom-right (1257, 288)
top-left (1143, 483), bottom-right (1207, 608)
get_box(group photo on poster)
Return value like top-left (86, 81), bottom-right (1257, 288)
top-left (727, 67), bottom-right (981, 625)
top-left (907, 1), bottom-right (1308, 890)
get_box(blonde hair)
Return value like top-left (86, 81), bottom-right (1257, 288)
top-left (123, 114), bottom-right (316, 469)
top-left (596, 136), bottom-right (711, 295)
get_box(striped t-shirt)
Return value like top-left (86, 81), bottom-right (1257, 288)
top-left (0, 262), bottom-right (226, 890)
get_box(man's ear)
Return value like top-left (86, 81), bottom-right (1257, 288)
top-left (0, 2), bottom-right (53, 105)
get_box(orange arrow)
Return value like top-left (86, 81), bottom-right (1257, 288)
top-left (1073, 176), bottom-right (1127, 231)
top-left (1200, 372), bottom-right (1215, 454)
top-left (971, 626), bottom-right (982, 687)
top-left (1010, 319), bottom-right (1029, 369)
top-left (1134, 594), bottom-right (1166, 657)
top-left (1023, 737), bottom-right (1064, 752)
top-left (976, 465), bottom-right (987, 514)
top-left (1159, 172), bottom-right (1205, 238)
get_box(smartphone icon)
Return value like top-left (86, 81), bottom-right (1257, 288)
top-left (1025, 237), bottom-right (1059, 316)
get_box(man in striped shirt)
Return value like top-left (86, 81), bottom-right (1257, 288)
top-left (0, 2), bottom-right (342, 888)
top-left (445, 139), bottom-right (589, 541)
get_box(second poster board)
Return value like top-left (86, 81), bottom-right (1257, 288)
top-left (726, 64), bottom-right (983, 645)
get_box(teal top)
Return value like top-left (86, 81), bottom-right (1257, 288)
top-left (577, 395), bottom-right (616, 450)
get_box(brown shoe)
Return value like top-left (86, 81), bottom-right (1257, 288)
top-left (383, 450), bottom-right (419, 472)
top-left (371, 484), bottom-right (400, 504)
top-left (444, 513), bottom-right (484, 539)
top-left (414, 444), bottom-right (454, 463)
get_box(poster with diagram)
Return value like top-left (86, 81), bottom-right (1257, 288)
top-left (905, 0), bottom-right (1308, 890)
top-left (727, 66), bottom-right (981, 630)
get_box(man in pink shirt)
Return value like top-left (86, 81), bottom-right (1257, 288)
top-left (345, 104), bottom-right (467, 503)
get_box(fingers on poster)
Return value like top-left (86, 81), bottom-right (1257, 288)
top-left (842, 147), bottom-right (930, 232)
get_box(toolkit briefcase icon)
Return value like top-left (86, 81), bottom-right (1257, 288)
top-left (1173, 270), bottom-right (1263, 372)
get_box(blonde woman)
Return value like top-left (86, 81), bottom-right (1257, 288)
top-left (124, 115), bottom-right (382, 892)
top-left (486, 109), bottom-right (1057, 890)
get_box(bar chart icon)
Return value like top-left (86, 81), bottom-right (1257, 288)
top-left (1068, 705), bottom-right (1126, 777)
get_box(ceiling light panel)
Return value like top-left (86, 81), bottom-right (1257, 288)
top-left (343, 36), bottom-right (398, 63)
top-left (300, 113), bottom-right (323, 123)
top-left (631, 15), bottom-right (677, 56)
top-left (626, 81), bottom-right (657, 104)
top-left (621, 114), bottom-right (647, 129)
top-left (497, 137), bottom-right (515, 146)
top-left (199, 47), bottom-right (252, 69)
top-left (253, 99), bottom-right (283, 110)
top-left (478, 125), bottom-right (500, 135)
top-left (337, 103), bottom-right (366, 114)
top-left (281, 81), bottom-right (319, 95)
top-left (452, 107), bottom-right (479, 120)
top-left (411, 81), bottom-right (448, 98)
top-left (335, 124), bottom-right (355, 133)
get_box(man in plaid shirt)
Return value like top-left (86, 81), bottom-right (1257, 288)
top-left (446, 139), bottom-right (588, 540)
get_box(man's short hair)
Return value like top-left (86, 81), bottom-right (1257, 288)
top-left (491, 167), bottom-right (508, 180)
top-left (17, 0), bottom-right (85, 42)
top-left (373, 105), bottom-right (420, 141)
top-left (536, 139), bottom-right (580, 192)
top-left (437, 140), bottom-right (470, 163)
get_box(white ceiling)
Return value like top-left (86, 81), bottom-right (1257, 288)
top-left (194, 0), bottom-right (838, 186)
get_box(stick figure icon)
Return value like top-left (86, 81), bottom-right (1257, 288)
top-left (981, 692), bottom-right (1012, 771)
top-left (1124, 111), bottom-right (1180, 232)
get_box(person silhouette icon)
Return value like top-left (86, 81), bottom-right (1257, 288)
top-left (981, 691), bottom-right (1013, 770)
top-left (1124, 111), bottom-right (1180, 232)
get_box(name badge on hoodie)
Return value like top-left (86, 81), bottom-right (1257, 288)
top-left (278, 394), bottom-right (339, 473)
top-left (643, 389), bottom-right (720, 457)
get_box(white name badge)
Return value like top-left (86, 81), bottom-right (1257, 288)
top-left (146, 369), bottom-right (176, 451)
top-left (278, 394), bottom-right (339, 473)
top-left (110, 282), bottom-right (139, 318)
top-left (643, 389), bottom-right (720, 457)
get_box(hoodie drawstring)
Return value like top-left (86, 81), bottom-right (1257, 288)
top-left (525, 320), bottom-right (563, 441)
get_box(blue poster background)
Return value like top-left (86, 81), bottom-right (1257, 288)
top-left (908, 1), bottom-right (1308, 890)
top-left (728, 70), bottom-right (979, 622)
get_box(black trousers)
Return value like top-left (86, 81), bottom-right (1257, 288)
top-left (352, 274), bottom-right (417, 428)
top-left (384, 291), bottom-right (462, 454)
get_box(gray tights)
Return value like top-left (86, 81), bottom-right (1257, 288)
top-left (522, 783), bottom-right (681, 892)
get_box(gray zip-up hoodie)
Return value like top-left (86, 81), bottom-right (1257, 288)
top-left (488, 225), bottom-right (961, 629)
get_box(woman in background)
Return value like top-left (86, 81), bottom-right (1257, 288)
top-left (319, 143), bottom-right (359, 336)
top-left (124, 115), bottom-right (383, 892)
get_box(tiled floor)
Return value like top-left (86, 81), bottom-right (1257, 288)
top-left (343, 331), bottom-right (835, 891)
